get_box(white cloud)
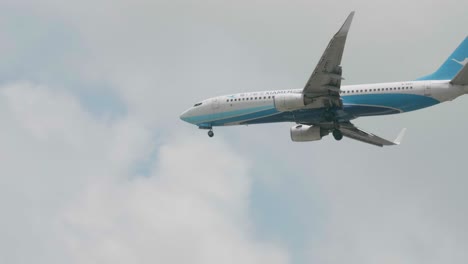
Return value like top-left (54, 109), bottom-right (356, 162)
top-left (0, 82), bottom-right (289, 264)
top-left (62, 138), bottom-right (288, 264)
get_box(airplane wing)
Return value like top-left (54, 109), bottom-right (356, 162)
top-left (339, 122), bottom-right (407, 147)
top-left (303, 11), bottom-right (354, 98)
top-left (300, 12), bottom-right (406, 148)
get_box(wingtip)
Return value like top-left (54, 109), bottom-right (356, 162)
top-left (394, 128), bottom-right (407, 145)
top-left (337, 11), bottom-right (355, 36)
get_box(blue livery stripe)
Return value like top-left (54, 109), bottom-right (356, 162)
top-left (342, 93), bottom-right (439, 112)
top-left (213, 108), bottom-right (279, 125)
top-left (183, 105), bottom-right (275, 124)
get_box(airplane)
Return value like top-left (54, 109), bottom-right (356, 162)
top-left (180, 12), bottom-right (468, 147)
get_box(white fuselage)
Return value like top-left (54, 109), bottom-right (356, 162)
top-left (180, 80), bottom-right (467, 128)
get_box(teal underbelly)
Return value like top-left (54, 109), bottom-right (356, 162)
top-left (342, 93), bottom-right (440, 117)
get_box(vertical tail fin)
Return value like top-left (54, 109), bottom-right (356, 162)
top-left (417, 37), bottom-right (468, 81)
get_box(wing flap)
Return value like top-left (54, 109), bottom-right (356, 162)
top-left (340, 123), bottom-right (406, 147)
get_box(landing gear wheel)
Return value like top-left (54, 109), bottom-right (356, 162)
top-left (333, 129), bottom-right (343, 141)
top-left (208, 130), bottom-right (214, 138)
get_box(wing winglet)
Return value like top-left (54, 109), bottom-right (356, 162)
top-left (393, 128), bottom-right (407, 145)
top-left (336, 11), bottom-right (355, 37)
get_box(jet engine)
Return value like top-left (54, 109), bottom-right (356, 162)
top-left (290, 125), bottom-right (326, 142)
top-left (274, 93), bottom-right (305, 112)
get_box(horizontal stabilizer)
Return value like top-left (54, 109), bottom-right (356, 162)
top-left (451, 63), bottom-right (468, 85)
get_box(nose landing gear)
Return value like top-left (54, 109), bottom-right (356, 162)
top-left (208, 130), bottom-right (214, 138)
top-left (198, 125), bottom-right (214, 138)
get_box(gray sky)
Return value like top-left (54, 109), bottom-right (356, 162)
top-left (1, 1), bottom-right (468, 263)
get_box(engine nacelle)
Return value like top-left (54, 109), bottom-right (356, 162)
top-left (274, 93), bottom-right (305, 112)
top-left (290, 125), bottom-right (323, 142)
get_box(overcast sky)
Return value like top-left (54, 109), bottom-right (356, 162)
top-left (1, 1), bottom-right (468, 264)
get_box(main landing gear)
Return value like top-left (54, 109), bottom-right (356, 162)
top-left (332, 129), bottom-right (343, 141)
top-left (208, 129), bottom-right (214, 138)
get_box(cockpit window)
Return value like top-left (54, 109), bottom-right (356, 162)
top-left (193, 102), bottom-right (202, 107)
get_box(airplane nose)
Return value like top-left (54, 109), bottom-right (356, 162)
top-left (180, 108), bottom-right (191, 122)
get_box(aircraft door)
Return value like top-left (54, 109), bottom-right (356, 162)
top-left (211, 97), bottom-right (220, 110)
top-left (424, 82), bottom-right (432, 96)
